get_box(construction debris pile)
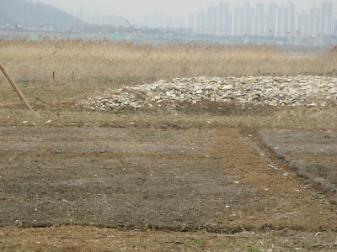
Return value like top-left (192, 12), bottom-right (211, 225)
top-left (87, 76), bottom-right (337, 111)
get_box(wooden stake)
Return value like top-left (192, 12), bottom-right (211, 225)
top-left (0, 64), bottom-right (34, 111)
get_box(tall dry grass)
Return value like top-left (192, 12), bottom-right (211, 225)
top-left (0, 40), bottom-right (336, 85)
top-left (0, 40), bottom-right (337, 108)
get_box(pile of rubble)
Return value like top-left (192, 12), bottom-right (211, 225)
top-left (87, 76), bottom-right (337, 111)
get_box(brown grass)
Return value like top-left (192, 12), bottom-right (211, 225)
top-left (0, 40), bottom-right (337, 85)
top-left (2, 226), bottom-right (337, 252)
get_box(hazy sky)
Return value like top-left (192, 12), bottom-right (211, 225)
top-left (39, 0), bottom-right (331, 18)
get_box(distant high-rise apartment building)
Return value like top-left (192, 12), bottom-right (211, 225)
top-left (189, 0), bottom-right (336, 40)
top-left (266, 3), bottom-right (278, 37)
top-left (233, 7), bottom-right (244, 36)
top-left (197, 10), bottom-right (206, 34)
top-left (297, 12), bottom-right (309, 37)
top-left (309, 7), bottom-right (321, 37)
top-left (288, 2), bottom-right (296, 36)
top-left (242, 2), bottom-right (253, 36)
top-left (254, 3), bottom-right (265, 36)
top-left (321, 2), bottom-right (333, 36)
top-left (206, 6), bottom-right (218, 35)
top-left (188, 13), bottom-right (196, 32)
top-left (277, 7), bottom-right (289, 37)
top-left (218, 2), bottom-right (231, 35)
top-left (165, 16), bottom-right (173, 29)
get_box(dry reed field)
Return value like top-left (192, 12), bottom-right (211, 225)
top-left (1, 40), bottom-right (337, 83)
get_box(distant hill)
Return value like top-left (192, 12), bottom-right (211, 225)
top-left (0, 0), bottom-right (83, 29)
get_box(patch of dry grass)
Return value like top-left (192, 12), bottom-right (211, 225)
top-left (0, 40), bottom-right (337, 85)
top-left (0, 106), bottom-right (336, 131)
top-left (1, 226), bottom-right (337, 252)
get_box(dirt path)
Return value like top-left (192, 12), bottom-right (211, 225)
top-left (0, 127), bottom-right (336, 233)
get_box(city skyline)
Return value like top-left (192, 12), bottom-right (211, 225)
top-left (140, 1), bottom-right (337, 39)
top-left (36, 0), bottom-right (337, 40)
top-left (40, 0), bottom-right (324, 19)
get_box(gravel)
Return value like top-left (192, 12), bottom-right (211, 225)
top-left (86, 76), bottom-right (337, 111)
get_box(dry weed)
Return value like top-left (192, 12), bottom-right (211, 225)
top-left (0, 40), bottom-right (336, 85)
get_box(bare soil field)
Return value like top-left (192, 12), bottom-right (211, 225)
top-left (0, 127), bottom-right (337, 251)
top-left (1, 41), bottom-right (337, 251)
top-left (2, 126), bottom-right (336, 231)
top-left (260, 130), bottom-right (337, 203)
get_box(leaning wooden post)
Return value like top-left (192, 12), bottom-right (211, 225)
top-left (0, 64), bottom-right (34, 111)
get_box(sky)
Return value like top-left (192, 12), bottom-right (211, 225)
top-left (38, 0), bottom-right (331, 18)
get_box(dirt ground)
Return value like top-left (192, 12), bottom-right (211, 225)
top-left (0, 126), bottom-right (336, 231)
top-left (0, 125), bottom-right (337, 251)
top-left (259, 130), bottom-right (337, 204)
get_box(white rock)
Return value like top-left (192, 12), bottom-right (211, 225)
top-left (87, 76), bottom-right (337, 111)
